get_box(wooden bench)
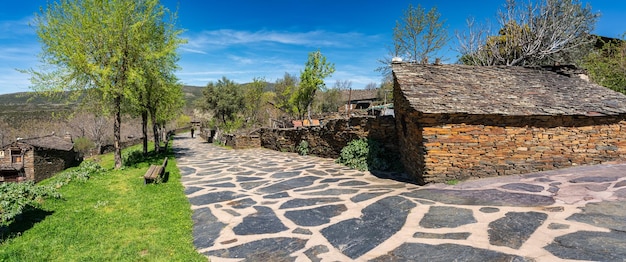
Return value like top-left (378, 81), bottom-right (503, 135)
top-left (144, 157), bottom-right (168, 184)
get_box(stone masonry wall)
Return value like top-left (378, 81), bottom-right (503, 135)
top-left (221, 134), bottom-right (261, 149)
top-left (399, 112), bottom-right (626, 184)
top-left (33, 149), bottom-right (81, 182)
top-left (260, 116), bottom-right (397, 158)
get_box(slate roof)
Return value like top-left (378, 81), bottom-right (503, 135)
top-left (392, 63), bottom-right (626, 116)
top-left (18, 135), bottom-right (74, 151)
top-left (341, 89), bottom-right (378, 102)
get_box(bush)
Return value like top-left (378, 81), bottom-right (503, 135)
top-left (0, 182), bottom-right (60, 226)
top-left (336, 138), bottom-right (392, 171)
top-left (122, 148), bottom-right (146, 167)
top-left (73, 136), bottom-right (95, 156)
top-left (296, 140), bottom-right (309, 156)
top-left (48, 160), bottom-right (105, 188)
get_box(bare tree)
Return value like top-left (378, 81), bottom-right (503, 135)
top-left (377, 4), bottom-right (449, 78)
top-left (457, 0), bottom-right (599, 66)
top-left (333, 80), bottom-right (352, 91)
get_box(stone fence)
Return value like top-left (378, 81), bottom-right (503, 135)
top-left (259, 116), bottom-right (397, 158)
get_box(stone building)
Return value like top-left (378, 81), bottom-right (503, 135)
top-left (0, 134), bottom-right (81, 183)
top-left (392, 62), bottom-right (626, 185)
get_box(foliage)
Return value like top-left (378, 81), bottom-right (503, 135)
top-left (273, 72), bottom-right (300, 118)
top-left (315, 87), bottom-right (343, 114)
top-left (378, 4), bottom-right (448, 77)
top-left (122, 147), bottom-right (147, 167)
top-left (46, 160), bottom-right (104, 189)
top-left (0, 144), bottom-right (205, 261)
top-left (73, 136), bottom-right (95, 156)
top-left (583, 35), bottom-right (626, 93)
top-left (242, 77), bottom-right (268, 128)
top-left (0, 182), bottom-right (60, 227)
top-left (176, 114), bottom-right (192, 129)
top-left (457, 0), bottom-right (598, 66)
top-left (28, 0), bottom-right (184, 169)
top-left (296, 140), bottom-right (310, 156)
top-left (296, 50), bottom-right (335, 121)
top-left (201, 77), bottom-right (246, 133)
top-left (336, 138), bottom-right (391, 171)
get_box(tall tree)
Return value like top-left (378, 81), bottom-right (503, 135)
top-left (377, 4), bottom-right (448, 78)
top-left (28, 0), bottom-right (183, 168)
top-left (201, 77), bottom-right (245, 133)
top-left (242, 77), bottom-right (267, 128)
top-left (457, 0), bottom-right (599, 66)
top-left (296, 50), bottom-right (335, 122)
top-left (273, 72), bottom-right (299, 118)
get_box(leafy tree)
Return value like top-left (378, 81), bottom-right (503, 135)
top-left (272, 72), bottom-right (299, 117)
top-left (201, 77), bottom-right (245, 133)
top-left (28, 0), bottom-right (183, 168)
top-left (377, 4), bottom-right (448, 78)
top-left (296, 50), bottom-right (335, 121)
top-left (584, 35), bottom-right (626, 93)
top-left (315, 87), bottom-right (342, 113)
top-left (457, 0), bottom-right (599, 66)
top-left (242, 77), bottom-right (267, 128)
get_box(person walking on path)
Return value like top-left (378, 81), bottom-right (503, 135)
top-left (190, 127), bottom-right (195, 138)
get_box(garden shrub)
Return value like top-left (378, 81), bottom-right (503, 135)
top-left (336, 138), bottom-right (391, 171)
top-left (296, 140), bottom-right (309, 156)
top-left (122, 148), bottom-right (146, 167)
top-left (0, 182), bottom-right (60, 226)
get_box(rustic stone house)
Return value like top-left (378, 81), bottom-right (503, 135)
top-left (0, 134), bottom-right (81, 183)
top-left (392, 62), bottom-right (626, 185)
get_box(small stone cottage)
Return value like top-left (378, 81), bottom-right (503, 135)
top-left (392, 62), bottom-right (626, 185)
top-left (0, 134), bottom-right (81, 183)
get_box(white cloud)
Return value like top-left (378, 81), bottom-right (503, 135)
top-left (0, 16), bottom-right (36, 39)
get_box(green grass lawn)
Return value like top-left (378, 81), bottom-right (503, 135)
top-left (0, 144), bottom-right (207, 261)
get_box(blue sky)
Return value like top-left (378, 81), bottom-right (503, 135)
top-left (1, 1), bottom-right (625, 95)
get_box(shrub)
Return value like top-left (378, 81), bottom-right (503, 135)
top-left (296, 140), bottom-right (309, 156)
top-left (0, 182), bottom-right (60, 226)
top-left (336, 138), bottom-right (392, 171)
top-left (48, 160), bottom-right (105, 188)
top-left (73, 136), bottom-right (95, 156)
top-left (122, 148), bottom-right (146, 167)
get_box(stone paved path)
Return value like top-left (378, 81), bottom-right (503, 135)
top-left (173, 134), bottom-right (626, 261)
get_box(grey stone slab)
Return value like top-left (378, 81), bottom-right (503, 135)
top-left (293, 165), bottom-right (316, 170)
top-left (338, 180), bottom-right (370, 186)
top-left (271, 171), bottom-right (302, 179)
top-left (302, 188), bottom-right (359, 196)
top-left (614, 180), bottom-right (626, 188)
top-left (402, 189), bottom-right (555, 207)
top-left (369, 243), bottom-right (532, 262)
top-left (584, 183), bottom-right (610, 192)
top-left (280, 197), bottom-right (343, 209)
top-left (321, 196), bottom-right (416, 259)
top-left (479, 207), bottom-right (500, 213)
top-left (257, 176), bottom-right (321, 194)
top-left (304, 245), bottom-right (329, 262)
top-left (501, 183), bottom-right (544, 192)
top-left (233, 206), bottom-right (288, 235)
top-left (264, 192), bottom-right (290, 199)
top-left (547, 186), bottom-right (559, 193)
top-left (308, 169), bottom-right (329, 176)
top-left (569, 176), bottom-right (618, 183)
top-left (189, 191), bottom-right (247, 206)
top-left (545, 230), bottom-right (626, 261)
top-left (222, 209), bottom-right (241, 217)
top-left (205, 237), bottom-right (307, 262)
top-left (227, 198), bottom-right (257, 209)
top-left (293, 184), bottom-right (329, 192)
top-left (226, 167), bottom-right (247, 172)
top-left (615, 188), bottom-right (626, 198)
top-left (566, 201), bottom-right (626, 231)
top-left (285, 204), bottom-right (347, 227)
top-left (350, 192), bottom-right (386, 203)
top-left (413, 232), bottom-right (471, 240)
top-left (547, 223), bottom-right (570, 230)
top-left (207, 182), bottom-right (236, 188)
top-left (237, 175), bottom-right (264, 182)
top-left (179, 166), bottom-right (196, 176)
top-left (234, 171), bottom-right (256, 176)
top-left (292, 227), bottom-right (312, 235)
top-left (240, 181), bottom-right (268, 190)
top-left (420, 206), bottom-right (477, 228)
top-left (192, 208), bottom-right (226, 249)
top-left (184, 186), bottom-right (203, 195)
top-left (319, 178), bottom-right (350, 183)
top-left (488, 211), bottom-right (548, 249)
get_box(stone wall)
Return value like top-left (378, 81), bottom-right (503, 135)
top-left (33, 149), bottom-right (81, 182)
top-left (260, 116), bottom-right (397, 158)
top-left (396, 110), bottom-right (626, 184)
top-left (221, 134), bottom-right (261, 149)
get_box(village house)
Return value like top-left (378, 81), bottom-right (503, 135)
top-left (392, 62), bottom-right (626, 185)
top-left (0, 133), bottom-right (81, 183)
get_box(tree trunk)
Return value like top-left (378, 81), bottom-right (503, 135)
top-left (141, 110), bottom-right (148, 155)
top-left (151, 113), bottom-right (160, 153)
top-left (114, 96), bottom-right (122, 169)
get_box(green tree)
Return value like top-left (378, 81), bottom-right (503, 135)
top-left (378, 4), bottom-right (448, 78)
top-left (242, 77), bottom-right (267, 128)
top-left (584, 35), bottom-right (626, 93)
top-left (273, 72), bottom-right (299, 117)
top-left (28, 0), bottom-right (183, 168)
top-left (296, 50), bottom-right (335, 121)
top-left (201, 77), bottom-right (245, 133)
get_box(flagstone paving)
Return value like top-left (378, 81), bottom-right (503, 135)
top-left (173, 134), bottom-right (626, 261)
